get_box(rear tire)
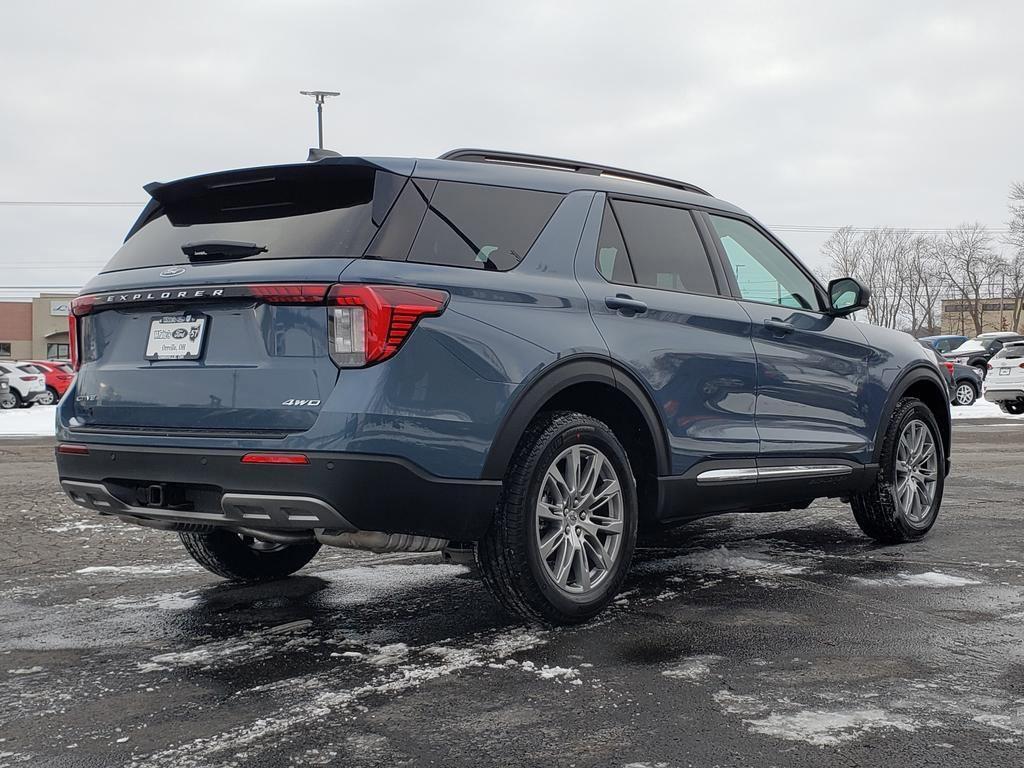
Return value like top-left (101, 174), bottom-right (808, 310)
top-left (35, 387), bottom-right (58, 406)
top-left (953, 381), bottom-right (977, 406)
top-left (477, 411), bottom-right (637, 625)
top-left (0, 391), bottom-right (18, 410)
top-left (1000, 401), bottom-right (1024, 415)
top-left (179, 530), bottom-right (321, 581)
top-left (851, 397), bottom-right (944, 543)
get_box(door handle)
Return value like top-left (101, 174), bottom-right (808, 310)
top-left (605, 295), bottom-right (648, 315)
top-left (763, 318), bottom-right (794, 334)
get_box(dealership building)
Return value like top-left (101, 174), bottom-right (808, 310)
top-left (0, 293), bottom-right (77, 361)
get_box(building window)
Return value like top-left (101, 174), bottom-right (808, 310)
top-left (47, 343), bottom-right (69, 360)
top-left (0, 342), bottom-right (11, 357)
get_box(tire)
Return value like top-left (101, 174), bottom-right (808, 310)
top-left (971, 361), bottom-right (987, 380)
top-left (179, 529), bottom-right (321, 581)
top-left (851, 397), bottom-right (944, 543)
top-left (953, 381), bottom-right (977, 407)
top-left (1000, 401), bottom-right (1024, 415)
top-left (477, 411), bottom-right (638, 624)
top-left (35, 387), bottom-right (58, 406)
top-left (0, 391), bottom-right (18, 410)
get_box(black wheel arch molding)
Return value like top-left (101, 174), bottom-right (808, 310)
top-left (480, 354), bottom-right (671, 480)
top-left (872, 363), bottom-right (952, 467)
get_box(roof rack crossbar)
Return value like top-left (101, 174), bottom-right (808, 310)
top-left (438, 148), bottom-right (710, 197)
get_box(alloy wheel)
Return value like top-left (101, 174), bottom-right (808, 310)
top-left (35, 390), bottom-right (55, 406)
top-left (534, 444), bottom-right (624, 595)
top-left (894, 419), bottom-right (938, 527)
top-left (955, 383), bottom-right (975, 406)
top-left (0, 393), bottom-right (16, 410)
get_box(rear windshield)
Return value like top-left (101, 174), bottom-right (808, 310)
top-left (993, 343), bottom-right (1024, 359)
top-left (102, 165), bottom-right (387, 273)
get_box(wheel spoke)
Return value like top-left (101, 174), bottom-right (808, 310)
top-left (537, 500), bottom-right (563, 522)
top-left (539, 529), bottom-right (564, 559)
top-left (581, 531), bottom-right (611, 570)
top-left (567, 446), bottom-right (582, 493)
top-left (553, 537), bottom-right (574, 585)
top-left (588, 514), bottom-right (624, 535)
top-left (575, 543), bottom-right (591, 591)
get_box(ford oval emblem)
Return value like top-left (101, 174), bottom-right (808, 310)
top-left (160, 266), bottom-right (186, 277)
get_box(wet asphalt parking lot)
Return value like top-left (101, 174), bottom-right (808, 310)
top-left (2, 418), bottom-right (1023, 767)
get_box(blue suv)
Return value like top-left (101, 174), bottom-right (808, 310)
top-left (56, 149), bottom-right (951, 623)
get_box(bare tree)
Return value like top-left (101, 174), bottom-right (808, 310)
top-left (903, 235), bottom-right (946, 335)
top-left (939, 223), bottom-right (1003, 335)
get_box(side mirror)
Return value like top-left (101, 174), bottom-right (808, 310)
top-left (827, 277), bottom-right (870, 317)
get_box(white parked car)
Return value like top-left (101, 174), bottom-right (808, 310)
top-left (0, 362), bottom-right (45, 409)
top-left (983, 341), bottom-right (1024, 414)
top-left (946, 331), bottom-right (1024, 379)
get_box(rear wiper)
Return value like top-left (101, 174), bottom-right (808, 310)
top-left (181, 240), bottom-right (268, 262)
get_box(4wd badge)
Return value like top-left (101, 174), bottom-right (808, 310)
top-left (282, 399), bottom-right (321, 407)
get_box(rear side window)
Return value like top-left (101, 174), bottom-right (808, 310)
top-left (599, 200), bottom-right (718, 295)
top-left (405, 182), bottom-right (562, 271)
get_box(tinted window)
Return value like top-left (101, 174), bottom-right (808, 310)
top-left (406, 182), bottom-right (561, 270)
top-left (596, 203), bottom-right (635, 284)
top-left (709, 215), bottom-right (820, 311)
top-left (608, 200), bottom-right (717, 294)
top-left (103, 167), bottom-right (386, 272)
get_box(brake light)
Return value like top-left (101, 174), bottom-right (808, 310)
top-left (943, 362), bottom-right (954, 374)
top-left (248, 284), bottom-right (329, 303)
top-left (327, 284), bottom-right (449, 367)
top-left (241, 453), bottom-right (309, 465)
top-left (68, 313), bottom-right (80, 371)
top-left (987, 363), bottom-right (993, 370)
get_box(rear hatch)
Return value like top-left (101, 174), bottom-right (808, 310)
top-left (987, 345), bottom-right (1024, 390)
top-left (69, 159), bottom-right (412, 435)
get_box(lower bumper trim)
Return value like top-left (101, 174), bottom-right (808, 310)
top-left (61, 480), bottom-right (356, 531)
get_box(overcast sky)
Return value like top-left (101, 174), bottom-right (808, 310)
top-left (1, 0), bottom-right (1022, 296)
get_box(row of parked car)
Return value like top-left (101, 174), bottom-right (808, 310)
top-left (0, 360), bottom-right (74, 409)
top-left (920, 331), bottom-right (1024, 413)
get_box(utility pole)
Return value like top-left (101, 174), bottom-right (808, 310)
top-left (299, 90), bottom-right (340, 149)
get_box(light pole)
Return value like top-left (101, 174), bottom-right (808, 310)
top-left (299, 90), bottom-right (340, 149)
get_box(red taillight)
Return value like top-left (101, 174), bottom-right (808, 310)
top-left (943, 362), bottom-right (954, 374)
top-left (988, 363), bottom-right (994, 370)
top-left (57, 444), bottom-right (90, 455)
top-left (70, 295), bottom-right (96, 316)
top-left (326, 284), bottom-right (449, 367)
top-left (240, 453), bottom-right (310, 465)
top-left (248, 284), bottom-right (330, 303)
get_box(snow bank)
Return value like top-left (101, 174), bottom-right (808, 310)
top-left (0, 404), bottom-right (56, 436)
top-left (853, 571), bottom-right (981, 588)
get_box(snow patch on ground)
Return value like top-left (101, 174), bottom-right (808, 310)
top-left (0, 405), bottom-right (56, 436)
top-left (74, 562), bottom-right (201, 577)
top-left (853, 571), bottom-right (981, 588)
top-left (746, 707), bottom-right (918, 746)
top-left (43, 521), bottom-right (105, 534)
top-left (662, 655), bottom-right (722, 683)
top-left (951, 398), bottom-right (1024, 421)
top-left (127, 627), bottom-right (548, 767)
top-left (645, 545), bottom-right (808, 578)
top-left (6, 667), bottom-right (43, 675)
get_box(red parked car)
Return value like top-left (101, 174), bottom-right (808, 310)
top-left (20, 360), bottom-right (75, 405)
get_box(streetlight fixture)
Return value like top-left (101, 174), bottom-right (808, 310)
top-left (299, 90), bottom-right (340, 149)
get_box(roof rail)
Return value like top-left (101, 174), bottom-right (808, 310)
top-left (438, 148), bottom-right (711, 197)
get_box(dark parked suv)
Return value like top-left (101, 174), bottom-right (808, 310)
top-left (56, 150), bottom-right (951, 623)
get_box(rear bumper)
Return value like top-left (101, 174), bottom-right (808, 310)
top-left (984, 387), bottom-right (1024, 403)
top-left (56, 444), bottom-right (501, 540)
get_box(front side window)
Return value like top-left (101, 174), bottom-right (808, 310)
top-left (601, 200), bottom-right (718, 295)
top-left (708, 215), bottom-right (820, 311)
top-left (405, 182), bottom-right (562, 271)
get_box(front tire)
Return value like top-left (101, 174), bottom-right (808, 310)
top-left (0, 391), bottom-right (18, 410)
top-left (851, 397), bottom-right (944, 543)
top-left (477, 411), bottom-right (638, 625)
top-left (179, 530), bottom-right (320, 581)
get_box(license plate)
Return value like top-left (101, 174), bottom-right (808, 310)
top-left (145, 314), bottom-right (207, 361)
top-left (1000, 368), bottom-right (1011, 376)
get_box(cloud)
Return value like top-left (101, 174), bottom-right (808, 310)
top-left (0, 0), bottom-right (1020, 290)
